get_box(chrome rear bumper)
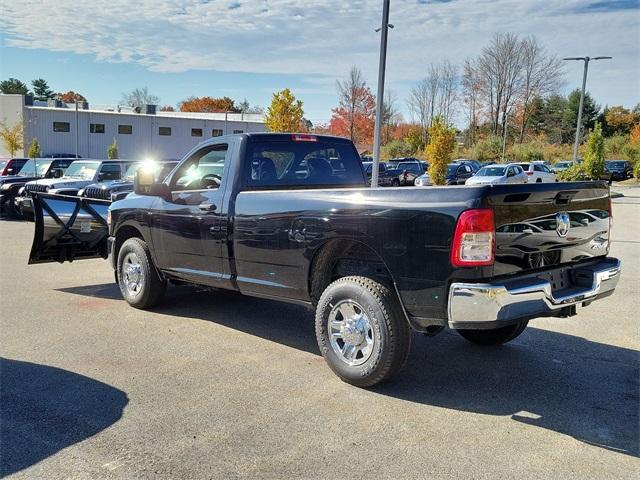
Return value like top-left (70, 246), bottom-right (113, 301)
top-left (448, 257), bottom-right (621, 329)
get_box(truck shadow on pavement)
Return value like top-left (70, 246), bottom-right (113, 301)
top-left (0, 358), bottom-right (128, 477)
top-left (58, 282), bottom-right (639, 458)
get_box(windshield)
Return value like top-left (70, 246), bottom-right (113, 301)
top-left (17, 159), bottom-right (53, 177)
top-left (477, 166), bottom-right (507, 176)
top-left (607, 161), bottom-right (626, 168)
top-left (0, 160), bottom-right (6, 171)
top-left (63, 161), bottom-right (100, 180)
top-left (556, 162), bottom-right (571, 168)
top-left (447, 165), bottom-right (458, 175)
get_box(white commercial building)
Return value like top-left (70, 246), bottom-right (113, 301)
top-left (0, 94), bottom-right (267, 160)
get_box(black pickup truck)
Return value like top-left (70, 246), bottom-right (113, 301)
top-left (28, 133), bottom-right (621, 387)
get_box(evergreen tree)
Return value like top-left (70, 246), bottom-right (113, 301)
top-left (0, 78), bottom-right (30, 95)
top-left (31, 78), bottom-right (55, 100)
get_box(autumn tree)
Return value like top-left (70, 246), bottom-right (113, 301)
top-left (56, 91), bottom-right (87, 103)
top-left (121, 87), bottom-right (159, 109)
top-left (179, 96), bottom-right (240, 113)
top-left (0, 78), bottom-right (29, 95)
top-left (478, 33), bottom-right (525, 137)
top-left (31, 78), bottom-right (55, 101)
top-left (425, 118), bottom-right (456, 185)
top-left (461, 58), bottom-right (483, 146)
top-left (28, 138), bottom-right (41, 158)
top-left (0, 122), bottom-right (23, 156)
top-left (517, 36), bottom-right (563, 142)
top-left (583, 122), bottom-right (605, 179)
top-left (603, 105), bottom-right (639, 135)
top-left (264, 88), bottom-right (305, 132)
top-left (332, 66), bottom-right (376, 146)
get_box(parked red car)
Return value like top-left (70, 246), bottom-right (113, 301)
top-left (0, 158), bottom-right (28, 176)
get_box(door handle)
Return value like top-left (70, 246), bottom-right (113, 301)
top-left (198, 202), bottom-right (217, 212)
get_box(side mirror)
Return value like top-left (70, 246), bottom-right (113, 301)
top-left (134, 169), bottom-right (170, 199)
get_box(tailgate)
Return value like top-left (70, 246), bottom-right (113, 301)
top-left (29, 193), bottom-right (110, 264)
top-left (486, 182), bottom-right (611, 276)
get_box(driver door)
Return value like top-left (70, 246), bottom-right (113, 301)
top-left (151, 143), bottom-right (230, 286)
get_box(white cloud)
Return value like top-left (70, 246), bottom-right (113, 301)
top-left (1, 0), bottom-right (638, 113)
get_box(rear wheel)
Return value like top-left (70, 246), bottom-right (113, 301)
top-left (315, 276), bottom-right (411, 387)
top-left (117, 237), bottom-right (166, 309)
top-left (391, 179), bottom-right (400, 187)
top-left (456, 321), bottom-right (528, 346)
top-left (4, 198), bottom-right (22, 219)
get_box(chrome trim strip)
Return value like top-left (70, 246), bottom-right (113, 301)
top-left (448, 257), bottom-right (621, 326)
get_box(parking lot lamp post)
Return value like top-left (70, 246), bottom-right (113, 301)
top-left (371, 0), bottom-right (393, 188)
top-left (75, 101), bottom-right (79, 159)
top-left (563, 56), bottom-right (612, 162)
top-left (501, 110), bottom-right (508, 162)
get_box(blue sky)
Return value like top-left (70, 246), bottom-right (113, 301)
top-left (1, 0), bottom-right (639, 127)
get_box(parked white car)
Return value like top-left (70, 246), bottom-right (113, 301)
top-left (465, 163), bottom-right (528, 185)
top-left (516, 161), bottom-right (557, 183)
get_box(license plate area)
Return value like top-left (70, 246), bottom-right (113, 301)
top-left (536, 267), bottom-right (574, 293)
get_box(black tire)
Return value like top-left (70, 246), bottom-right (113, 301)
top-left (315, 276), bottom-right (411, 387)
top-left (391, 179), bottom-right (400, 187)
top-left (536, 178), bottom-right (542, 183)
top-left (4, 198), bottom-right (23, 219)
top-left (456, 320), bottom-right (528, 346)
top-left (117, 237), bottom-right (166, 309)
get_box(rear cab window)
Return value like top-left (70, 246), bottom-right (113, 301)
top-left (246, 137), bottom-right (365, 189)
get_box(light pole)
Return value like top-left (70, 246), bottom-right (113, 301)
top-left (563, 56), bottom-right (612, 162)
top-left (371, 0), bottom-right (393, 188)
top-left (501, 110), bottom-right (508, 162)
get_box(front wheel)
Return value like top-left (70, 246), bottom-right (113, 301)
top-left (391, 179), bottom-right (400, 187)
top-left (117, 237), bottom-right (166, 309)
top-left (315, 276), bottom-right (411, 387)
top-left (456, 320), bottom-right (528, 346)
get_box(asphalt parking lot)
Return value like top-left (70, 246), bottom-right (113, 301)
top-left (1, 190), bottom-right (639, 479)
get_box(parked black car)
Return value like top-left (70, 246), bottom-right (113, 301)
top-left (29, 133), bottom-right (620, 387)
top-left (394, 159), bottom-right (428, 186)
top-left (0, 158), bottom-right (75, 217)
top-left (452, 158), bottom-right (481, 172)
top-left (361, 161), bottom-right (402, 187)
top-left (414, 162), bottom-right (475, 186)
top-left (79, 160), bottom-right (178, 201)
top-left (605, 160), bottom-right (633, 181)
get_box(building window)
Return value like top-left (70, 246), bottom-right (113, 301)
top-left (118, 124), bottom-right (133, 135)
top-left (53, 122), bottom-right (70, 132)
top-left (191, 128), bottom-right (203, 137)
top-left (159, 127), bottom-right (171, 136)
top-left (233, 129), bottom-right (244, 134)
top-left (212, 129), bottom-right (223, 137)
top-left (90, 123), bottom-right (105, 134)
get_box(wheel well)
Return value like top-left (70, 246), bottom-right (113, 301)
top-left (309, 239), bottom-right (392, 305)
top-left (113, 225), bottom-right (143, 263)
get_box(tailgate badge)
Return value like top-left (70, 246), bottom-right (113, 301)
top-left (556, 212), bottom-right (570, 238)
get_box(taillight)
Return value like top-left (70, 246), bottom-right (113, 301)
top-left (291, 134), bottom-right (318, 142)
top-left (451, 209), bottom-right (495, 267)
top-left (525, 171), bottom-right (533, 175)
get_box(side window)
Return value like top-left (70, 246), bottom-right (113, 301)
top-left (99, 164), bottom-right (123, 181)
top-left (171, 144), bottom-right (228, 192)
top-left (534, 164), bottom-right (544, 172)
top-left (246, 141), bottom-right (364, 188)
top-left (379, 163), bottom-right (386, 172)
